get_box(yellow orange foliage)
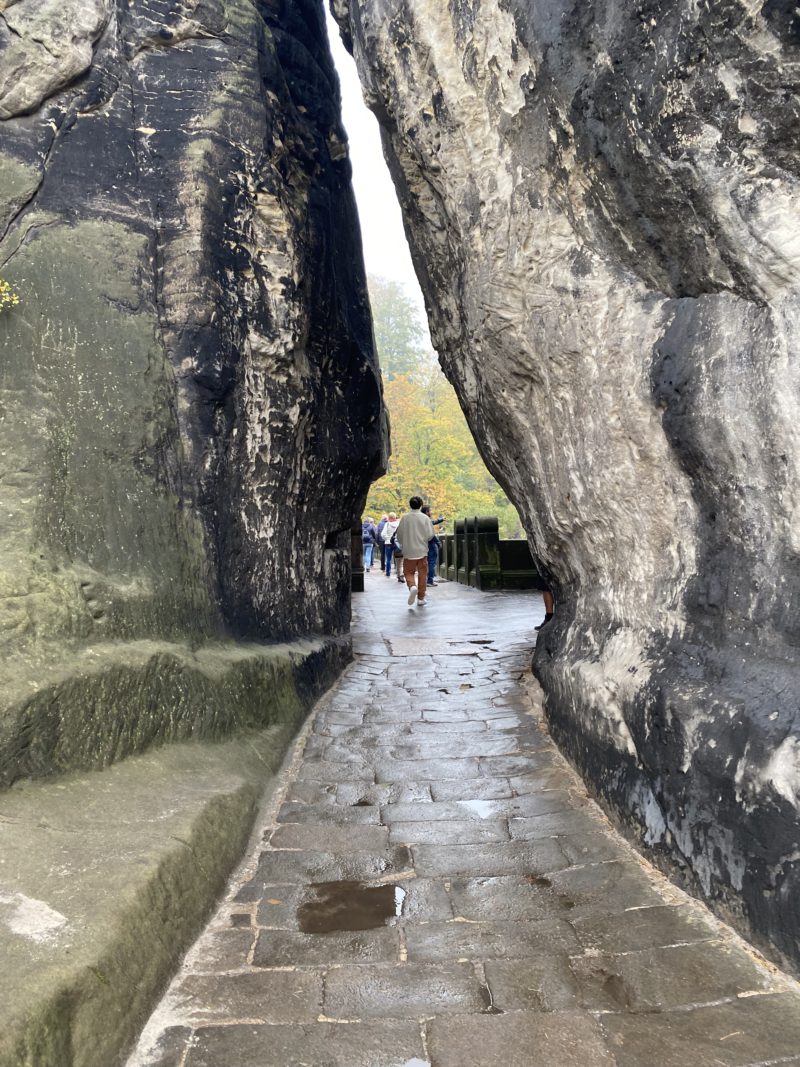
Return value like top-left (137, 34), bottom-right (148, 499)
top-left (0, 278), bottom-right (19, 314)
top-left (364, 275), bottom-right (523, 538)
top-left (366, 369), bottom-right (524, 539)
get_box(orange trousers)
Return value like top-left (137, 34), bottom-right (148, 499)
top-left (403, 556), bottom-right (428, 600)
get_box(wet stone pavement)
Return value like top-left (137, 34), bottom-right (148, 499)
top-left (130, 580), bottom-right (800, 1067)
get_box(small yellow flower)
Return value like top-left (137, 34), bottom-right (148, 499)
top-left (0, 276), bottom-right (20, 314)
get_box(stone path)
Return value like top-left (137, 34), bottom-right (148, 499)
top-left (129, 580), bottom-right (800, 1067)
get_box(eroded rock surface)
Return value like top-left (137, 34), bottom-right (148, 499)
top-left (0, 0), bottom-right (385, 781)
top-left (333, 0), bottom-right (800, 969)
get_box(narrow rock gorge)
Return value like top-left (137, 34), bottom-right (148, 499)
top-left (0, 0), bottom-right (386, 783)
top-left (3, 1), bottom-right (800, 1059)
top-left (332, 0), bottom-right (800, 970)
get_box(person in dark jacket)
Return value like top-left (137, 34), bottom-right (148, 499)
top-left (421, 505), bottom-right (445, 586)
top-left (361, 517), bottom-right (379, 572)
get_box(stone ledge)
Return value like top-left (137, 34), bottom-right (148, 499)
top-left (0, 635), bottom-right (349, 788)
top-left (0, 719), bottom-right (315, 1067)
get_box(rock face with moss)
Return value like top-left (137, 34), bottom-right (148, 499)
top-left (333, 0), bottom-right (800, 969)
top-left (0, 0), bottom-right (386, 783)
top-left (0, 4), bottom-right (384, 1062)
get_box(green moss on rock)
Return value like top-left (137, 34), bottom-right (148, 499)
top-left (0, 215), bottom-right (216, 661)
top-left (0, 635), bottom-right (348, 788)
top-left (0, 722), bottom-right (305, 1067)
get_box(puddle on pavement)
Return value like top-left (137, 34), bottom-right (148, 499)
top-left (297, 881), bottom-right (407, 933)
top-left (460, 800), bottom-right (499, 818)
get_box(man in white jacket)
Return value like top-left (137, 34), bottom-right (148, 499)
top-left (395, 496), bottom-right (435, 606)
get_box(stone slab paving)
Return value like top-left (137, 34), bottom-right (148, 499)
top-left (128, 580), bottom-right (800, 1067)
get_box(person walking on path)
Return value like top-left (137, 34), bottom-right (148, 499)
top-left (380, 512), bottom-right (399, 578)
top-left (395, 496), bottom-right (435, 606)
top-left (535, 588), bottom-right (555, 629)
top-left (361, 517), bottom-right (379, 572)
top-left (421, 505), bottom-right (445, 586)
top-left (376, 513), bottom-right (389, 571)
top-left (393, 538), bottom-right (405, 582)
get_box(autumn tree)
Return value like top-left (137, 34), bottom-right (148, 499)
top-left (368, 275), bottom-right (433, 380)
top-left (365, 279), bottom-right (524, 539)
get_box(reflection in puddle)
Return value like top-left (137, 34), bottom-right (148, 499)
top-left (297, 880), bottom-right (406, 933)
top-left (459, 800), bottom-right (498, 818)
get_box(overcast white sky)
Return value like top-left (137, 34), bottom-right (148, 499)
top-left (324, 10), bottom-right (429, 326)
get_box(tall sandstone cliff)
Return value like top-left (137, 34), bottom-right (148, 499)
top-left (333, 0), bottom-right (800, 969)
top-left (0, 0), bottom-right (386, 784)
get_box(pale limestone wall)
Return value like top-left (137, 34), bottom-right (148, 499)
top-left (333, 0), bottom-right (800, 969)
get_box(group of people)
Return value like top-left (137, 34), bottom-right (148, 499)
top-left (362, 498), bottom-right (445, 607)
top-left (361, 498), bottom-right (556, 625)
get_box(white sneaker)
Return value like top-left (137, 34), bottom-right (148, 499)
top-left (418, 598), bottom-right (427, 607)
top-left (407, 584), bottom-right (417, 605)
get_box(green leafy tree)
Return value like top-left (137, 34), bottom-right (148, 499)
top-left (368, 275), bottom-right (432, 380)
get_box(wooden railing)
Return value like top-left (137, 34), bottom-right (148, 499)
top-left (438, 517), bottom-right (545, 591)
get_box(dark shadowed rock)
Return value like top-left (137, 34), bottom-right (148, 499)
top-left (0, 0), bottom-right (387, 782)
top-left (332, 0), bottom-right (800, 970)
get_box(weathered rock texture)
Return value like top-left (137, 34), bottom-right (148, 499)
top-left (0, 719), bottom-right (308, 1067)
top-left (333, 0), bottom-right (800, 970)
top-left (0, 0), bottom-right (385, 783)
